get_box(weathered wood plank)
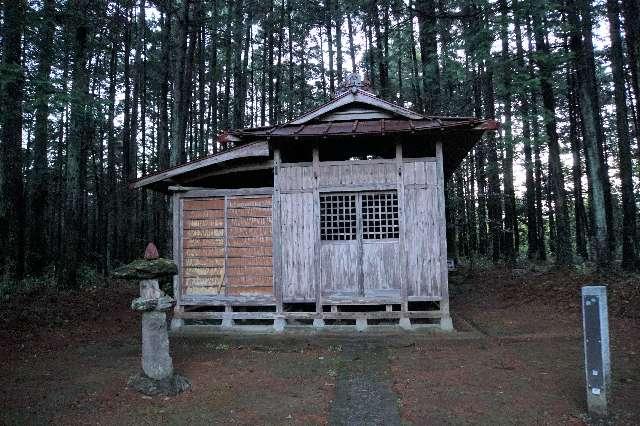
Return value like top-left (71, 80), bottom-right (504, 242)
top-left (280, 190), bottom-right (316, 302)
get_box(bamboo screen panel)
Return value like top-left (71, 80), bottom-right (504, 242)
top-left (182, 196), bottom-right (273, 296)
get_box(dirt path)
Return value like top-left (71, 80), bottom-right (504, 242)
top-left (329, 342), bottom-right (401, 425)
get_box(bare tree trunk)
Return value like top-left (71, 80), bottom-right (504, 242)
top-left (325, 0), bottom-right (335, 95)
top-left (407, 0), bottom-right (423, 112)
top-left (0, 0), bottom-right (26, 279)
top-left (568, 69), bottom-right (589, 260)
top-left (416, 0), bottom-right (440, 114)
top-left (28, 0), bottom-right (56, 275)
top-left (59, 0), bottom-right (90, 287)
top-left (499, 0), bottom-right (516, 261)
top-left (347, 12), bottom-right (357, 73)
top-left (171, 0), bottom-right (189, 164)
top-left (607, 0), bottom-right (638, 269)
top-left (531, 4), bottom-right (572, 265)
top-left (334, 0), bottom-right (343, 84)
top-left (566, 0), bottom-right (608, 267)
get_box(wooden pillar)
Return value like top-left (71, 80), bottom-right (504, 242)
top-left (272, 148), bottom-right (283, 313)
top-left (171, 192), bottom-right (184, 330)
top-left (395, 141), bottom-right (408, 314)
top-left (312, 144), bottom-right (322, 316)
top-left (436, 141), bottom-right (453, 330)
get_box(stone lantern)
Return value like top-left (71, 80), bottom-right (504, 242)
top-left (112, 243), bottom-right (191, 396)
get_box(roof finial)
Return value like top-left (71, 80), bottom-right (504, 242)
top-left (336, 73), bottom-right (373, 96)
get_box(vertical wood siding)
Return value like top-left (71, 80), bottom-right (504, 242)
top-left (402, 160), bottom-right (442, 297)
top-left (362, 241), bottom-right (401, 296)
top-left (280, 191), bottom-right (316, 301)
top-left (320, 242), bottom-right (360, 296)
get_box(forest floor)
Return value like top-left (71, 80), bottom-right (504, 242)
top-left (1, 265), bottom-right (639, 425)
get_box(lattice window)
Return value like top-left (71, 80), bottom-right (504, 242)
top-left (320, 194), bottom-right (357, 240)
top-left (362, 192), bottom-right (399, 240)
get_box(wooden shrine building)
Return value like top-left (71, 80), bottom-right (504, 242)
top-left (133, 75), bottom-right (498, 331)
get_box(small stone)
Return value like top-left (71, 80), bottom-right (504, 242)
top-left (144, 242), bottom-right (160, 260)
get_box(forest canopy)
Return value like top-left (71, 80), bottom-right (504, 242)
top-left (1, 0), bottom-right (639, 287)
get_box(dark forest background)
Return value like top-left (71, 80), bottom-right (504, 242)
top-left (1, 0), bottom-right (639, 288)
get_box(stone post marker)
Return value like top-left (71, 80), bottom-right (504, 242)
top-left (112, 243), bottom-right (191, 396)
top-left (581, 285), bottom-right (611, 419)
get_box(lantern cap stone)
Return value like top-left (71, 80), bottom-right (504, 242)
top-left (112, 258), bottom-right (178, 280)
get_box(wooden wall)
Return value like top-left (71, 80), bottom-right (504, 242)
top-left (402, 160), bottom-right (443, 297)
top-left (173, 156), bottom-right (445, 307)
top-left (276, 157), bottom-right (442, 303)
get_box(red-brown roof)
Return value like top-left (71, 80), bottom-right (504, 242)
top-left (231, 117), bottom-right (498, 140)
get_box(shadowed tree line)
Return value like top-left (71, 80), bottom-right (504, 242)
top-left (1, 0), bottom-right (639, 287)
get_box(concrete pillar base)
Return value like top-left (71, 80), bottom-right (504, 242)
top-left (440, 315), bottom-right (454, 332)
top-left (399, 317), bottom-right (412, 330)
top-left (355, 318), bottom-right (368, 332)
top-left (221, 316), bottom-right (234, 328)
top-left (273, 318), bottom-right (286, 332)
top-left (313, 318), bottom-right (325, 328)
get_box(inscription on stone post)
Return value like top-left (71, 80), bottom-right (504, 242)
top-left (581, 285), bottom-right (610, 418)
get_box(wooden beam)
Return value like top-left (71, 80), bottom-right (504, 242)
top-left (130, 141), bottom-right (270, 189)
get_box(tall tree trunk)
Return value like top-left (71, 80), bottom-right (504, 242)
top-left (622, 0), bottom-right (640, 123)
top-left (28, 0), bottom-right (56, 275)
top-left (568, 68), bottom-right (589, 260)
top-left (578, 0), bottom-right (615, 254)
top-left (207, 0), bottom-right (219, 148)
top-left (407, 0), bottom-right (423, 112)
top-left (334, 0), bottom-right (343, 84)
top-left (483, 62), bottom-right (503, 262)
top-left (106, 33), bottom-right (119, 268)
top-left (607, 0), bottom-right (638, 269)
top-left (531, 3), bottom-right (572, 264)
top-left (319, 34), bottom-right (328, 99)
top-left (499, 0), bottom-right (516, 261)
top-left (566, 0), bottom-right (608, 267)
top-left (0, 0), bottom-right (26, 279)
top-left (347, 12), bottom-right (357, 73)
top-left (222, 7), bottom-right (232, 129)
top-left (273, 0), bottom-right (285, 122)
top-left (231, 0), bottom-right (244, 129)
top-left (59, 0), bottom-right (90, 287)
top-left (372, 0), bottom-right (388, 97)
top-left (171, 0), bottom-right (190, 165)
top-left (416, 0), bottom-right (440, 114)
top-left (513, 0), bottom-right (537, 259)
top-left (325, 0), bottom-right (335, 95)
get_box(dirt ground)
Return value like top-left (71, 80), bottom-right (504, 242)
top-left (1, 266), bottom-right (639, 425)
